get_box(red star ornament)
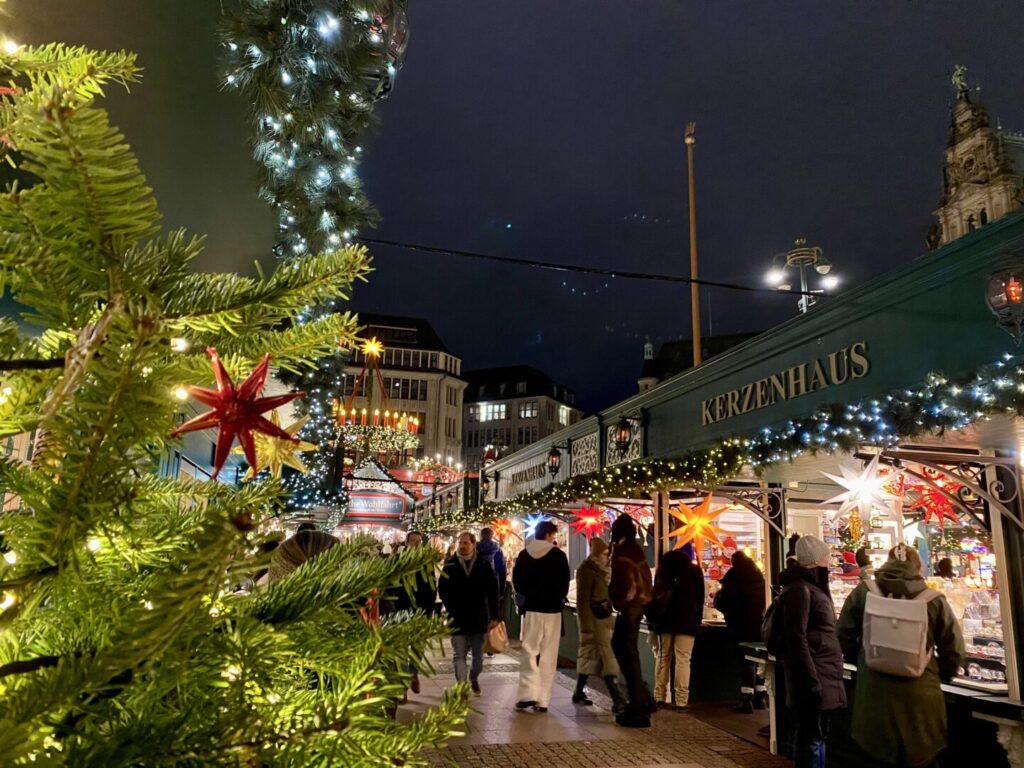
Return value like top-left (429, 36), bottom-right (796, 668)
top-left (170, 348), bottom-right (304, 478)
top-left (571, 505), bottom-right (607, 541)
top-left (907, 488), bottom-right (961, 528)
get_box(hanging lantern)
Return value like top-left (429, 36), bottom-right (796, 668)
top-left (985, 269), bottom-right (1024, 344)
top-left (547, 446), bottom-right (562, 478)
top-left (614, 416), bottom-right (633, 455)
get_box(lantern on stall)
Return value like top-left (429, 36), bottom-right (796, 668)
top-left (985, 268), bottom-right (1024, 344)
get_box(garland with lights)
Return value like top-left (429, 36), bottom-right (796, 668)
top-left (337, 423), bottom-right (419, 454)
top-left (428, 354), bottom-right (1024, 530)
top-left (222, 0), bottom-right (409, 257)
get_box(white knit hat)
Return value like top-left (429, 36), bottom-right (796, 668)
top-left (795, 535), bottom-right (830, 568)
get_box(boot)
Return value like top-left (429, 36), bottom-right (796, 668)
top-left (604, 676), bottom-right (627, 715)
top-left (572, 677), bottom-right (593, 705)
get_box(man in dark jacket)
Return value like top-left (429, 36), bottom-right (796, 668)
top-left (438, 531), bottom-right (499, 695)
top-left (513, 520), bottom-right (570, 713)
top-left (608, 514), bottom-right (653, 728)
top-left (650, 542), bottom-right (704, 709)
top-left (714, 550), bottom-right (767, 712)
top-left (394, 531), bottom-right (437, 695)
top-left (779, 535), bottom-right (846, 768)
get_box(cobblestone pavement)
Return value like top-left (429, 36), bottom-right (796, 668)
top-left (399, 645), bottom-right (788, 768)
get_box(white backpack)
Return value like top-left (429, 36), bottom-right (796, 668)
top-left (862, 578), bottom-right (939, 677)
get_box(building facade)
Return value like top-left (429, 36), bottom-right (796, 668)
top-left (932, 68), bottom-right (1024, 247)
top-left (344, 314), bottom-right (465, 462)
top-left (462, 365), bottom-right (582, 467)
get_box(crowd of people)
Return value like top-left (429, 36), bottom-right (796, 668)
top-left (267, 516), bottom-right (967, 767)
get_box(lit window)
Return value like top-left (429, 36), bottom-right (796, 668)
top-left (559, 406), bottom-right (570, 426)
top-left (519, 401), bottom-right (537, 419)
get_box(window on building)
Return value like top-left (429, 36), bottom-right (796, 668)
top-left (519, 401), bottom-right (538, 419)
top-left (480, 403), bottom-right (507, 421)
top-left (398, 379), bottom-right (408, 400)
top-left (499, 382), bottom-right (507, 395)
top-left (468, 405), bottom-right (479, 422)
top-left (531, 426), bottom-right (538, 443)
top-left (517, 381), bottom-right (527, 394)
top-left (429, 353), bottom-right (438, 370)
top-left (559, 405), bottom-right (570, 426)
top-left (409, 380), bottom-right (419, 401)
top-left (546, 403), bottom-right (555, 421)
top-left (517, 427), bottom-right (524, 445)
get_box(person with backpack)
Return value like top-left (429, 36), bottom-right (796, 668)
top-left (714, 550), bottom-right (767, 712)
top-left (771, 535), bottom-right (846, 768)
top-left (608, 513), bottom-right (654, 728)
top-left (573, 537), bottom-right (626, 712)
top-left (837, 544), bottom-right (965, 767)
top-left (648, 542), bottom-right (704, 710)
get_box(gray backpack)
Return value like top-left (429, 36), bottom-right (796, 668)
top-left (862, 579), bottom-right (939, 677)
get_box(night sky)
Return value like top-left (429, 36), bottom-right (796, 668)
top-left (11, 2), bottom-right (1024, 411)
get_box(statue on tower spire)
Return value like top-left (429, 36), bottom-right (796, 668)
top-left (951, 64), bottom-right (969, 97)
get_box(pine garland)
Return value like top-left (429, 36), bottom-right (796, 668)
top-left (431, 355), bottom-right (1024, 529)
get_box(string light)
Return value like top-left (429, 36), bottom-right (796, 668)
top-left (170, 338), bottom-right (189, 352)
top-left (174, 386), bottom-right (189, 401)
top-left (86, 538), bottom-right (101, 552)
top-left (3, 550), bottom-right (16, 565)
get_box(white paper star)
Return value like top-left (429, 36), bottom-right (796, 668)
top-left (822, 455), bottom-right (899, 525)
top-left (902, 518), bottom-right (927, 545)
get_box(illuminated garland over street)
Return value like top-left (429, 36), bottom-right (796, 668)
top-left (339, 423), bottom-right (419, 454)
top-left (429, 354), bottom-right (1024, 529)
top-left (222, 0), bottom-right (409, 257)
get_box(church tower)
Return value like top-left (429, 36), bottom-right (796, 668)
top-left (930, 66), bottom-right (1024, 248)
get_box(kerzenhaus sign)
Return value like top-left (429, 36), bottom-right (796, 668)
top-left (701, 342), bottom-right (870, 426)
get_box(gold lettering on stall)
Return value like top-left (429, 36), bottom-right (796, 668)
top-left (700, 342), bottom-right (871, 425)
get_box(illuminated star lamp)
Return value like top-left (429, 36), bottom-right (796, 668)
top-left (232, 412), bottom-right (316, 479)
top-left (522, 512), bottom-right (547, 540)
top-left (170, 348), bottom-right (303, 478)
top-left (664, 495), bottom-right (731, 562)
top-left (571, 505), bottom-right (608, 541)
top-left (907, 488), bottom-right (962, 528)
top-left (490, 518), bottom-right (521, 541)
top-left (822, 454), bottom-right (899, 529)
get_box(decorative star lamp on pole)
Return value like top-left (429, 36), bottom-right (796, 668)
top-left (335, 337), bottom-right (419, 466)
top-left (822, 454), bottom-right (899, 542)
top-left (664, 494), bottom-right (731, 563)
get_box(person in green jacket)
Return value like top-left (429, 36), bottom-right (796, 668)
top-left (837, 544), bottom-right (966, 767)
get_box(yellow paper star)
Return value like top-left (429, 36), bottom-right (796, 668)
top-left (665, 495), bottom-right (731, 561)
top-left (232, 412), bottom-right (316, 479)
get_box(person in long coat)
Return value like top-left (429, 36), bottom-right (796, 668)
top-left (573, 538), bottom-right (625, 712)
top-left (779, 536), bottom-right (847, 768)
top-left (714, 550), bottom-right (767, 711)
top-left (837, 544), bottom-right (965, 767)
top-left (650, 542), bottom-right (704, 709)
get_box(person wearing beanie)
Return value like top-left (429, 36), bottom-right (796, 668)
top-left (573, 537), bottom-right (626, 711)
top-left (608, 513), bottom-right (654, 728)
top-left (513, 520), bottom-right (570, 713)
top-left (649, 541), bottom-right (704, 710)
top-left (777, 534), bottom-right (846, 768)
top-left (714, 550), bottom-right (767, 713)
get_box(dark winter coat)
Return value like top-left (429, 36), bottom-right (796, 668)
top-left (438, 554), bottom-right (499, 636)
top-left (713, 556), bottom-right (766, 642)
top-left (476, 538), bottom-right (507, 589)
top-left (575, 556), bottom-right (619, 676)
top-left (651, 549), bottom-right (705, 636)
top-left (778, 564), bottom-right (847, 712)
top-left (512, 540), bottom-right (570, 614)
top-left (393, 565), bottom-right (437, 615)
top-left (608, 538), bottom-right (653, 611)
top-left (837, 559), bottom-right (966, 767)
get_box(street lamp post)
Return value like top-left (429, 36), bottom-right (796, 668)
top-left (766, 238), bottom-right (838, 314)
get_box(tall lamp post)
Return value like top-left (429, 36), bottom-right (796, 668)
top-left (685, 122), bottom-right (701, 367)
top-left (766, 238), bottom-right (840, 314)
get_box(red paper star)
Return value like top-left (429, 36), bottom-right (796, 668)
top-left (571, 505), bottom-right (607, 541)
top-left (170, 348), bottom-right (304, 478)
top-left (907, 488), bottom-right (961, 528)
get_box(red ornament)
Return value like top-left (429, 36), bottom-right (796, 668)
top-left (170, 348), bottom-right (304, 478)
top-left (907, 488), bottom-right (961, 528)
top-left (571, 505), bottom-right (607, 541)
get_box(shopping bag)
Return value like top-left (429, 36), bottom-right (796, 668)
top-left (483, 621), bottom-right (508, 654)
